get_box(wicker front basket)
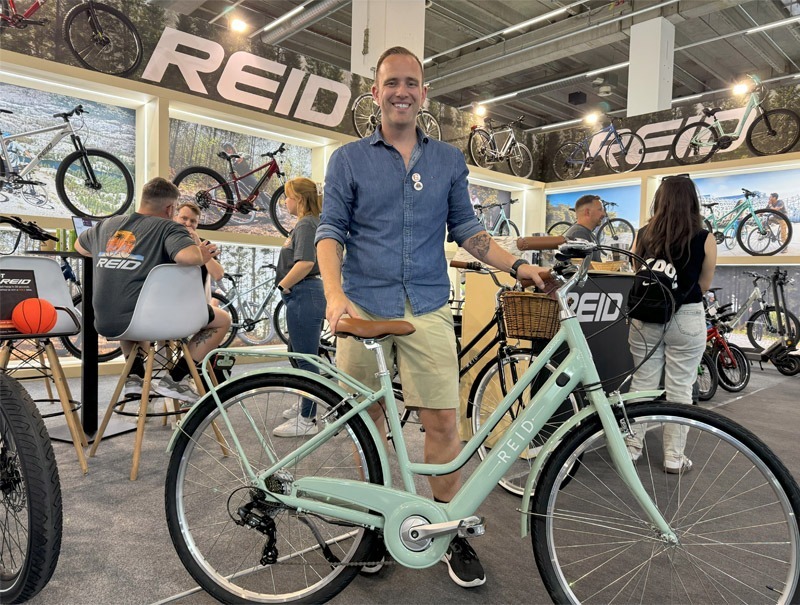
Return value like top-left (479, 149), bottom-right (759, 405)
top-left (590, 260), bottom-right (628, 272)
top-left (500, 291), bottom-right (560, 340)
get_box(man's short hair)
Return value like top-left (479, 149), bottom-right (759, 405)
top-left (375, 46), bottom-right (424, 81)
top-left (770, 192), bottom-right (779, 199)
top-left (177, 200), bottom-right (201, 216)
top-left (575, 194), bottom-right (601, 213)
top-left (141, 177), bottom-right (179, 209)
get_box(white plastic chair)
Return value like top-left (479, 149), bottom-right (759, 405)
top-left (0, 255), bottom-right (88, 473)
top-left (89, 264), bottom-right (209, 480)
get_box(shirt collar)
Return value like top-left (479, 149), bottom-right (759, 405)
top-left (370, 125), bottom-right (429, 147)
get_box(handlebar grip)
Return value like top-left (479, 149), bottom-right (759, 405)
top-left (518, 270), bottom-right (557, 292)
top-left (516, 235), bottom-right (566, 250)
top-left (449, 260), bottom-right (483, 271)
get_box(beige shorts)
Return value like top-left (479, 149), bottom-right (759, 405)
top-left (337, 301), bottom-right (459, 410)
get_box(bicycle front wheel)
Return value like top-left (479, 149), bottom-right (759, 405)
top-left (273, 299), bottom-right (289, 345)
top-left (416, 110), bottom-right (441, 140)
top-left (268, 185), bottom-right (296, 237)
top-left (552, 142), bottom-right (585, 181)
top-left (746, 108), bottom-right (800, 156)
top-left (210, 292), bottom-right (238, 348)
top-left (63, 1), bottom-right (143, 77)
top-left (56, 149), bottom-right (133, 218)
top-left (746, 306), bottom-right (800, 351)
top-left (671, 121), bottom-right (718, 165)
top-left (508, 142), bottom-right (533, 179)
top-left (468, 350), bottom-right (582, 496)
top-left (173, 166), bottom-right (234, 230)
top-left (351, 93), bottom-right (380, 138)
top-left (468, 128), bottom-right (493, 169)
top-left (59, 293), bottom-right (122, 362)
top-left (532, 401), bottom-right (800, 605)
top-left (0, 374), bottom-right (63, 605)
top-left (166, 373), bottom-right (383, 604)
top-left (497, 220), bottom-right (520, 237)
top-left (605, 132), bottom-right (645, 173)
top-left (547, 221), bottom-right (572, 237)
top-left (697, 351), bottom-right (718, 401)
top-left (713, 342), bottom-right (750, 392)
top-left (596, 218), bottom-right (635, 253)
top-left (737, 208), bottom-right (792, 255)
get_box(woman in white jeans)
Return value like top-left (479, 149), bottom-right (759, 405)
top-left (627, 174), bottom-right (717, 474)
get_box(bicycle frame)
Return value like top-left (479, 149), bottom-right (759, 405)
top-left (487, 126), bottom-right (517, 158)
top-left (170, 259), bottom-right (677, 569)
top-left (0, 0), bottom-right (47, 24)
top-left (584, 123), bottom-right (626, 158)
top-left (704, 195), bottom-right (768, 235)
top-left (476, 204), bottom-right (509, 235)
top-left (226, 156), bottom-right (284, 206)
top-left (0, 121), bottom-right (82, 180)
top-left (220, 269), bottom-right (279, 327)
top-left (709, 85), bottom-right (763, 140)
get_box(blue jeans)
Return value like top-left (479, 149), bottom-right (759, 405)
top-left (282, 278), bottom-right (326, 418)
top-left (627, 303), bottom-right (706, 462)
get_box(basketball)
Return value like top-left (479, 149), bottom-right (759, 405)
top-left (11, 298), bottom-right (58, 334)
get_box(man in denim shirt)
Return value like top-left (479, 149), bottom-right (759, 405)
top-left (317, 46), bottom-right (546, 588)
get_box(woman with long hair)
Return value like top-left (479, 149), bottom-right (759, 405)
top-left (626, 174), bottom-right (717, 473)
top-left (272, 177), bottom-right (326, 437)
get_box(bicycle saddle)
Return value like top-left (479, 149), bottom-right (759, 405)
top-left (702, 202), bottom-right (718, 208)
top-left (702, 107), bottom-right (722, 118)
top-left (217, 151), bottom-right (241, 161)
top-left (335, 318), bottom-right (415, 340)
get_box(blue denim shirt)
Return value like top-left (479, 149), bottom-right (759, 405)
top-left (316, 128), bottom-right (483, 318)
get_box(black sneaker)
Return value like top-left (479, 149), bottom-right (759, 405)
top-left (441, 536), bottom-right (485, 588)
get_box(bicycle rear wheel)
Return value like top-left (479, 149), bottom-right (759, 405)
top-left (671, 121), bottom-right (718, 165)
top-left (532, 401), bottom-right (800, 605)
top-left (468, 129), bottom-right (493, 169)
top-left (746, 108), bottom-right (800, 156)
top-left (746, 306), bottom-right (800, 351)
top-left (268, 185), bottom-right (296, 237)
top-left (713, 342), bottom-right (750, 392)
top-left (0, 374), bottom-right (63, 604)
top-left (59, 293), bottom-right (122, 362)
top-left (468, 350), bottom-right (582, 496)
top-left (737, 209), bottom-right (792, 255)
top-left (596, 218), bottom-right (635, 253)
top-left (508, 143), bottom-right (533, 179)
top-left (697, 351), bottom-right (717, 401)
top-left (605, 132), bottom-right (645, 173)
top-left (552, 142), bottom-right (585, 181)
top-left (352, 93), bottom-right (380, 138)
top-left (63, 1), bottom-right (143, 77)
top-left (546, 221), bottom-right (572, 237)
top-left (497, 220), bottom-right (520, 237)
top-left (56, 149), bottom-right (134, 218)
top-left (173, 166), bottom-right (234, 230)
top-left (416, 110), bottom-right (441, 140)
top-left (166, 373), bottom-right (383, 604)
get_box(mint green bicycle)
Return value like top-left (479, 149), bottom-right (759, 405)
top-left (164, 239), bottom-right (800, 604)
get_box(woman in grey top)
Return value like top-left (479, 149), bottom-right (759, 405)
top-left (272, 177), bottom-right (326, 437)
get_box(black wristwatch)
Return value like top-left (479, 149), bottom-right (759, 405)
top-left (278, 284), bottom-right (288, 293)
top-left (509, 258), bottom-right (529, 279)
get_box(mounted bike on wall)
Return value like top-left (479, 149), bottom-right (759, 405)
top-left (469, 116), bottom-right (534, 179)
top-left (350, 92), bottom-right (442, 140)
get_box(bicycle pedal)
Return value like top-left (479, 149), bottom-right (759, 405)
top-left (21, 18), bottom-right (48, 26)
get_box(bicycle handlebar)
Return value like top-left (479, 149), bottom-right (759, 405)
top-left (516, 235), bottom-right (566, 250)
top-left (0, 215), bottom-right (57, 241)
top-left (262, 143), bottom-right (286, 158)
top-left (484, 115), bottom-right (525, 130)
top-left (52, 105), bottom-right (84, 120)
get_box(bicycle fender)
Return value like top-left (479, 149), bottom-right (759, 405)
top-left (165, 368), bottom-right (392, 484)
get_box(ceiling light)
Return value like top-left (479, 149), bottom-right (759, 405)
top-left (746, 16), bottom-right (800, 35)
top-left (230, 18), bottom-right (247, 32)
top-left (502, 7), bottom-right (567, 35)
top-left (474, 104), bottom-right (487, 117)
top-left (584, 112), bottom-right (600, 125)
top-left (732, 82), bottom-right (749, 95)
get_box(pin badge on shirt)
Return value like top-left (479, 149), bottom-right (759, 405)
top-left (414, 181), bottom-right (423, 191)
top-left (412, 173), bottom-right (421, 182)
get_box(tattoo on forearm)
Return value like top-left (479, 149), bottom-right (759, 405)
top-left (336, 242), bottom-right (344, 263)
top-left (465, 232), bottom-right (492, 260)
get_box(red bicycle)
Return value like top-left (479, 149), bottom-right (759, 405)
top-left (172, 144), bottom-right (295, 236)
top-left (706, 306), bottom-right (751, 392)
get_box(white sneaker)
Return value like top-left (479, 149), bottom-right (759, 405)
top-left (664, 456), bottom-right (693, 474)
top-left (627, 445), bottom-right (643, 462)
top-left (273, 415), bottom-right (318, 437)
top-left (123, 375), bottom-right (143, 398)
top-left (282, 400), bottom-right (302, 419)
top-left (155, 375), bottom-right (198, 403)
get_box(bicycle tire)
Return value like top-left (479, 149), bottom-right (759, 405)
top-left (172, 166), bottom-right (234, 230)
top-left (546, 221), bottom-right (572, 237)
top-left (712, 342), bottom-right (750, 392)
top-left (20, 184), bottom-right (49, 208)
top-left (508, 142), bottom-right (533, 179)
top-left (416, 110), bottom-right (441, 141)
top-left (165, 373), bottom-right (383, 604)
top-left (497, 220), bottom-right (520, 237)
top-left (746, 306), bottom-right (800, 351)
top-left (268, 184), bottom-right (296, 237)
top-left (697, 351), bottom-right (717, 401)
top-left (274, 299), bottom-right (288, 346)
top-left (468, 350), bottom-right (582, 496)
top-left (671, 121), bottom-right (718, 165)
top-left (605, 131), bottom-right (645, 173)
top-left (237, 300), bottom-right (276, 346)
top-left (59, 293), bottom-right (122, 362)
top-left (736, 208), bottom-right (792, 255)
top-left (0, 374), bottom-right (63, 604)
top-left (775, 355), bottom-right (800, 376)
top-left (746, 108), bottom-right (800, 157)
top-left (552, 142), bottom-right (585, 181)
top-left (56, 149), bottom-right (133, 219)
top-left (532, 401), bottom-right (800, 605)
top-left (468, 128), bottom-right (493, 169)
top-left (352, 93), bottom-right (380, 138)
top-left (596, 217), bottom-right (635, 252)
top-left (211, 292), bottom-right (238, 349)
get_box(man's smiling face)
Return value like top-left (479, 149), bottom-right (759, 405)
top-left (372, 53), bottom-right (426, 133)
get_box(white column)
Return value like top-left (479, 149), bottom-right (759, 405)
top-left (350, 0), bottom-right (426, 80)
top-left (627, 17), bottom-right (674, 117)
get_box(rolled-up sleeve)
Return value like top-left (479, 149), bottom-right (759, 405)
top-left (446, 153), bottom-right (483, 245)
top-left (316, 148), bottom-right (353, 247)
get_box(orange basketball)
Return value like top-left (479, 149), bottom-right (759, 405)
top-left (11, 298), bottom-right (58, 334)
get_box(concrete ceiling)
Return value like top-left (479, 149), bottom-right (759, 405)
top-left (155, 0), bottom-right (800, 130)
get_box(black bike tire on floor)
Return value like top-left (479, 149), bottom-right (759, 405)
top-left (531, 401), bottom-right (800, 604)
top-left (746, 306), bottom-right (800, 351)
top-left (269, 184), bottom-right (295, 237)
top-left (0, 374), bottom-right (63, 605)
top-left (165, 373), bottom-right (383, 604)
top-left (62, 2), bottom-right (143, 77)
top-left (273, 299), bottom-right (288, 345)
top-left (56, 149), bottom-right (134, 219)
top-left (745, 108), bottom-right (800, 157)
top-left (712, 342), bottom-right (750, 392)
top-left (697, 351), bottom-right (718, 401)
top-left (211, 292), bottom-right (238, 349)
top-left (736, 208), bottom-right (793, 255)
top-left (670, 121), bottom-right (718, 165)
top-left (59, 293), bottom-right (123, 363)
top-left (172, 166), bottom-right (234, 230)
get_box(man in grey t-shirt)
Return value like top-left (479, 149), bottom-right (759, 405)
top-left (563, 194), bottom-right (606, 262)
top-left (75, 177), bottom-right (219, 402)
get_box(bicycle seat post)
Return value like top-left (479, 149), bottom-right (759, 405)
top-left (363, 339), bottom-right (390, 378)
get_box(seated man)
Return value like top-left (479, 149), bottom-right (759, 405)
top-left (75, 177), bottom-right (221, 404)
top-left (564, 194), bottom-right (606, 262)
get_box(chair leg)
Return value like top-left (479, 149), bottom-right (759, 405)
top-left (43, 342), bottom-right (89, 474)
top-left (130, 344), bottom-right (156, 481)
top-left (38, 348), bottom-right (56, 404)
top-left (181, 343), bottom-right (230, 457)
top-left (0, 341), bottom-right (12, 370)
top-left (89, 343), bottom-right (138, 457)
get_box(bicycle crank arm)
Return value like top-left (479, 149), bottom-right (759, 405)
top-left (404, 516), bottom-right (485, 541)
